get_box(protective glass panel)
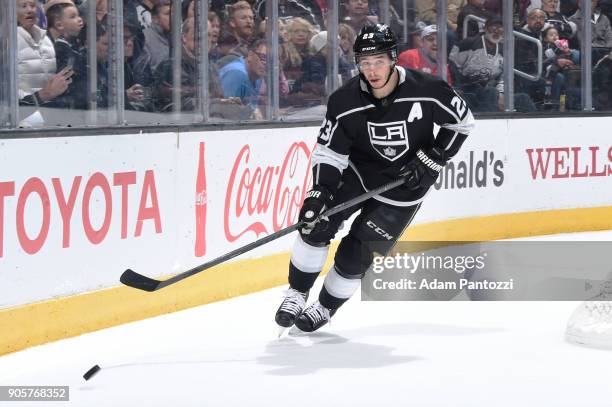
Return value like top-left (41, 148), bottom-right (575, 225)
top-left (276, 1), bottom-right (330, 120)
top-left (396, 0), bottom-right (450, 82)
top-left (0, 2), bottom-right (13, 128)
top-left (588, 0), bottom-right (612, 112)
top-left (446, 0), bottom-right (504, 113)
top-left (15, 0), bottom-right (103, 127)
top-left (208, 0), bottom-right (269, 122)
top-left (139, 0), bottom-right (203, 123)
top-left (539, 0), bottom-right (582, 112)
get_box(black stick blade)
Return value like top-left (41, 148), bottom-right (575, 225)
top-left (120, 269), bottom-right (163, 292)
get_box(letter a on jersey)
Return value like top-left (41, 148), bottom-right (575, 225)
top-left (367, 121), bottom-right (409, 162)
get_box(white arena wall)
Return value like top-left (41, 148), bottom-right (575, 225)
top-left (1, 117), bottom-right (611, 354)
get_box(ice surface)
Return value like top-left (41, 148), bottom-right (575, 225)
top-left (1, 231), bottom-right (612, 407)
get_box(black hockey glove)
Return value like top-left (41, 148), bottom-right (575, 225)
top-left (400, 148), bottom-right (446, 191)
top-left (299, 186), bottom-right (333, 235)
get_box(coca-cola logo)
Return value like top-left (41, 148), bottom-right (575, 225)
top-left (224, 142), bottom-right (312, 242)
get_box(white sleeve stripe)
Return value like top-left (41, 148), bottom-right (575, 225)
top-left (441, 122), bottom-right (473, 133)
top-left (312, 144), bottom-right (349, 171)
top-left (441, 109), bottom-right (475, 134)
top-left (440, 131), bottom-right (459, 151)
top-left (336, 104), bottom-right (375, 119)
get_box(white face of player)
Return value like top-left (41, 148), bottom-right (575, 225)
top-left (359, 54), bottom-right (393, 89)
top-left (357, 53), bottom-right (396, 94)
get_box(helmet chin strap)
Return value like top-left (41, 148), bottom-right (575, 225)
top-left (379, 63), bottom-right (396, 88)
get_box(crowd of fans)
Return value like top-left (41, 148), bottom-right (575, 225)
top-left (404, 0), bottom-right (612, 111)
top-left (15, 0), bottom-right (612, 125)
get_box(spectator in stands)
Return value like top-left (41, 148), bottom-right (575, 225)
top-left (515, 8), bottom-right (563, 109)
top-left (45, 0), bottom-right (83, 43)
top-left (449, 16), bottom-right (503, 111)
top-left (543, 25), bottom-right (576, 69)
top-left (541, 25), bottom-right (576, 108)
top-left (452, 16), bottom-right (537, 111)
top-left (46, 1), bottom-right (88, 109)
top-left (152, 16), bottom-right (199, 111)
top-left (456, 0), bottom-right (497, 40)
top-left (253, 19), bottom-right (292, 96)
top-left (339, 23), bottom-right (357, 75)
top-left (569, 0), bottom-right (612, 61)
top-left (124, 25), bottom-right (154, 111)
top-left (280, 17), bottom-right (316, 82)
top-left (518, 8), bottom-right (547, 41)
top-left (96, 20), bottom-right (150, 110)
top-left (397, 25), bottom-right (453, 83)
top-left (153, 17), bottom-right (246, 117)
top-left (291, 31), bottom-right (352, 100)
top-left (208, 11), bottom-right (221, 50)
top-left (218, 37), bottom-right (268, 120)
top-left (342, 0), bottom-right (377, 33)
top-left (543, 25), bottom-right (576, 70)
top-left (227, 1), bottom-right (256, 56)
top-left (45, 0), bottom-right (75, 42)
top-left (143, 0), bottom-right (171, 73)
top-left (515, 9), bottom-right (547, 76)
top-left (542, 0), bottom-right (578, 40)
top-left (18, 0), bottom-right (72, 107)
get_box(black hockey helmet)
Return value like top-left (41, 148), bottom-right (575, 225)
top-left (353, 24), bottom-right (398, 63)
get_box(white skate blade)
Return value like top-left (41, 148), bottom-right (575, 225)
top-left (277, 325), bottom-right (291, 339)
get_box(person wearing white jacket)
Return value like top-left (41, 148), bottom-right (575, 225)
top-left (17, 0), bottom-right (72, 106)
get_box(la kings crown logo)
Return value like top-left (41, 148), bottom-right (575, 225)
top-left (367, 121), bottom-right (409, 162)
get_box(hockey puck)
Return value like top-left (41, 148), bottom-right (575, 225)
top-left (83, 364), bottom-right (101, 381)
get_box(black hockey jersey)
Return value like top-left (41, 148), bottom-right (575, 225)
top-left (312, 66), bottom-right (475, 206)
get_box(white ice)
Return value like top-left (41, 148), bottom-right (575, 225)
top-left (1, 231), bottom-right (612, 407)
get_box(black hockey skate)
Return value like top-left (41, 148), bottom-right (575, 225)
top-left (275, 288), bottom-right (308, 328)
top-left (294, 300), bottom-right (337, 332)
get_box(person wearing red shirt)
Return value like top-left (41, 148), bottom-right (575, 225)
top-left (397, 25), bottom-right (453, 84)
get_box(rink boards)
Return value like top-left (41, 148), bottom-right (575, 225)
top-left (1, 117), bottom-right (611, 354)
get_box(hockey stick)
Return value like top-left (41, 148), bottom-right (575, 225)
top-left (120, 177), bottom-right (406, 292)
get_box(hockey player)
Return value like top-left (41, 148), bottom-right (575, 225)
top-left (275, 23), bottom-right (475, 333)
